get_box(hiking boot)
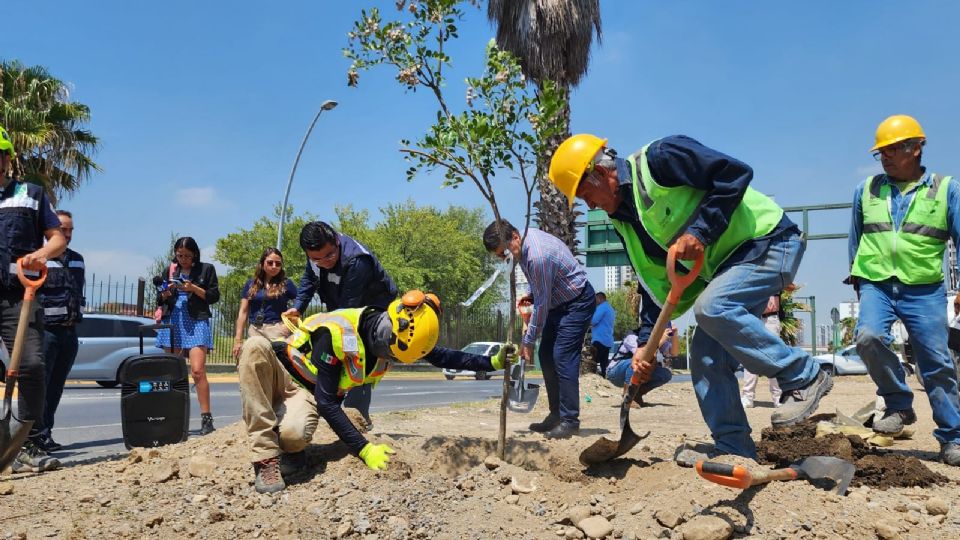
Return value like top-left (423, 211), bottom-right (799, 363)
top-left (199, 413), bottom-right (215, 435)
top-left (940, 442), bottom-right (960, 467)
top-left (529, 414), bottom-right (561, 433)
top-left (771, 369), bottom-right (833, 426)
top-left (11, 440), bottom-right (61, 473)
top-left (37, 434), bottom-right (63, 452)
top-left (544, 421), bottom-right (579, 439)
top-left (279, 450), bottom-right (308, 477)
top-left (674, 441), bottom-right (722, 468)
top-left (872, 408), bottom-right (917, 435)
top-left (253, 457), bottom-right (285, 494)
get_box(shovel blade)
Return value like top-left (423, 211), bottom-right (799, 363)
top-left (579, 385), bottom-right (650, 465)
top-left (0, 407), bottom-right (33, 472)
top-left (507, 382), bottom-right (540, 413)
top-left (795, 456), bottom-right (856, 495)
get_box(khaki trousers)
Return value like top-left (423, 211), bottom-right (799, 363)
top-left (238, 334), bottom-right (318, 462)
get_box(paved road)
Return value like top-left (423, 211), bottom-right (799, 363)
top-left (47, 373), bottom-right (691, 465)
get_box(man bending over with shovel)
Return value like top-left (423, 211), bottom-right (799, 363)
top-left (0, 125), bottom-right (66, 473)
top-left (548, 134), bottom-right (831, 465)
top-left (237, 289), bottom-right (515, 493)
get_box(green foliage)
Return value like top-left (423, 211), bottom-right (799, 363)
top-left (0, 60), bottom-right (101, 199)
top-left (336, 200), bottom-right (496, 307)
top-left (605, 284), bottom-right (640, 339)
top-left (840, 316), bottom-right (856, 347)
top-left (779, 286), bottom-right (809, 346)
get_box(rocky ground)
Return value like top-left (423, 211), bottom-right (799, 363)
top-left (2, 374), bottom-right (959, 540)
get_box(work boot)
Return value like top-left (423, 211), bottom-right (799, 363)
top-left (674, 441), bottom-right (722, 468)
top-left (872, 408), bottom-right (918, 435)
top-left (940, 442), bottom-right (960, 467)
top-left (528, 414), bottom-right (561, 433)
top-left (771, 369), bottom-right (833, 426)
top-left (11, 440), bottom-right (61, 473)
top-left (253, 457), bottom-right (285, 494)
top-left (279, 450), bottom-right (308, 477)
top-left (544, 421), bottom-right (579, 439)
top-left (199, 413), bottom-right (215, 435)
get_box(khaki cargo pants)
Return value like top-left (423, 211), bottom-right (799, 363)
top-left (238, 329), bottom-right (318, 463)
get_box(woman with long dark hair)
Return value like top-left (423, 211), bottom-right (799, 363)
top-left (232, 248), bottom-right (297, 357)
top-left (156, 236), bottom-right (220, 435)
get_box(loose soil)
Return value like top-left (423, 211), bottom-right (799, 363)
top-left (2, 375), bottom-right (960, 539)
top-left (758, 415), bottom-right (950, 489)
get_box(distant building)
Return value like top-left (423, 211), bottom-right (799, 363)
top-left (604, 265), bottom-right (637, 292)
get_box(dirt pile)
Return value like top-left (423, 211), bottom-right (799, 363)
top-left (758, 415), bottom-right (950, 489)
top-left (2, 377), bottom-right (960, 539)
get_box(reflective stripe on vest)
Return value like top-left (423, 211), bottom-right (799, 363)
top-left (612, 144), bottom-right (783, 313)
top-left (280, 308), bottom-right (390, 395)
top-left (851, 174), bottom-right (951, 284)
top-left (44, 306), bottom-right (68, 316)
top-left (9, 263), bottom-right (40, 278)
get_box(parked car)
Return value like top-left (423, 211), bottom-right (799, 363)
top-left (442, 342), bottom-right (503, 380)
top-left (67, 313), bottom-right (165, 387)
top-left (814, 344), bottom-right (912, 377)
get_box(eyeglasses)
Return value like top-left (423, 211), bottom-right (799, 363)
top-left (311, 247), bottom-right (339, 263)
top-left (872, 141), bottom-right (913, 161)
top-left (264, 261), bottom-right (282, 268)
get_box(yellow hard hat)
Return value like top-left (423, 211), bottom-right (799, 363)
top-left (388, 290), bottom-right (441, 363)
top-left (548, 134), bottom-right (607, 209)
top-left (871, 115), bottom-right (926, 151)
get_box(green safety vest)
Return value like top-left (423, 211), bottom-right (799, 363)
top-left (609, 143), bottom-right (784, 315)
top-left (279, 308), bottom-right (391, 395)
top-left (851, 174), bottom-right (952, 285)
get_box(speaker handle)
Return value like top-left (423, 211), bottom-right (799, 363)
top-left (139, 323), bottom-right (173, 355)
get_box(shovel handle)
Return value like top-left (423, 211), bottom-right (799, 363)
top-left (697, 461), bottom-right (799, 489)
top-left (16, 258), bottom-right (47, 300)
top-left (666, 246), bottom-right (703, 305)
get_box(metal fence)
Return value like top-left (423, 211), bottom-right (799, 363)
top-left (83, 275), bottom-right (523, 365)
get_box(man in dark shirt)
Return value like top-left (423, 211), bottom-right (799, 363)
top-left (284, 221), bottom-right (398, 425)
top-left (548, 133), bottom-right (831, 465)
top-left (0, 125), bottom-right (67, 473)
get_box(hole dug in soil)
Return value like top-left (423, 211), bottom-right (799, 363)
top-left (757, 415), bottom-right (949, 489)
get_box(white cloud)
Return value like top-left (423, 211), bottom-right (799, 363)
top-left (855, 164), bottom-right (881, 178)
top-left (175, 187), bottom-right (218, 208)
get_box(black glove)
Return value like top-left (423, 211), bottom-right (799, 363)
top-left (842, 275), bottom-right (860, 300)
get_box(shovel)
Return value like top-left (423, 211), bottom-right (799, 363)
top-left (696, 456), bottom-right (856, 495)
top-left (0, 259), bottom-right (47, 471)
top-left (580, 246), bottom-right (702, 465)
top-left (508, 355), bottom-right (540, 413)
top-left (508, 303), bottom-right (539, 413)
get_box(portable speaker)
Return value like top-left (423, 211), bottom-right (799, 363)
top-left (119, 324), bottom-right (190, 449)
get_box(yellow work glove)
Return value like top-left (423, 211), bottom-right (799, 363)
top-left (491, 342), bottom-right (518, 371)
top-left (359, 443), bottom-right (395, 471)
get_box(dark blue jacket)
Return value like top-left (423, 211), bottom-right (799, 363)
top-left (294, 233), bottom-right (397, 313)
top-left (0, 180), bottom-right (62, 290)
top-left (39, 248), bottom-right (85, 325)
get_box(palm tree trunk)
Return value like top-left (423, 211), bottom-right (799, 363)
top-left (534, 83), bottom-right (580, 253)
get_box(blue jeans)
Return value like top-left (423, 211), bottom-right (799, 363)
top-left (606, 358), bottom-right (673, 395)
top-left (39, 325), bottom-right (79, 436)
top-left (539, 283), bottom-right (596, 426)
top-left (856, 280), bottom-right (960, 444)
top-left (690, 232), bottom-right (821, 458)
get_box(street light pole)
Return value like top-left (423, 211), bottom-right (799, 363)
top-left (276, 99), bottom-right (339, 249)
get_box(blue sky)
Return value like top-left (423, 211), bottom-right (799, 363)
top-left (4, 1), bottom-right (960, 335)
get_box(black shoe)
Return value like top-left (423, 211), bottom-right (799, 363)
top-left (279, 450), bottom-right (308, 477)
top-left (200, 413), bottom-right (215, 435)
top-left (37, 434), bottom-right (63, 452)
top-left (544, 422), bottom-right (579, 439)
top-left (529, 414), bottom-right (561, 433)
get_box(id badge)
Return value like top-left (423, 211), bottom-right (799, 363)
top-left (342, 335), bottom-right (359, 353)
